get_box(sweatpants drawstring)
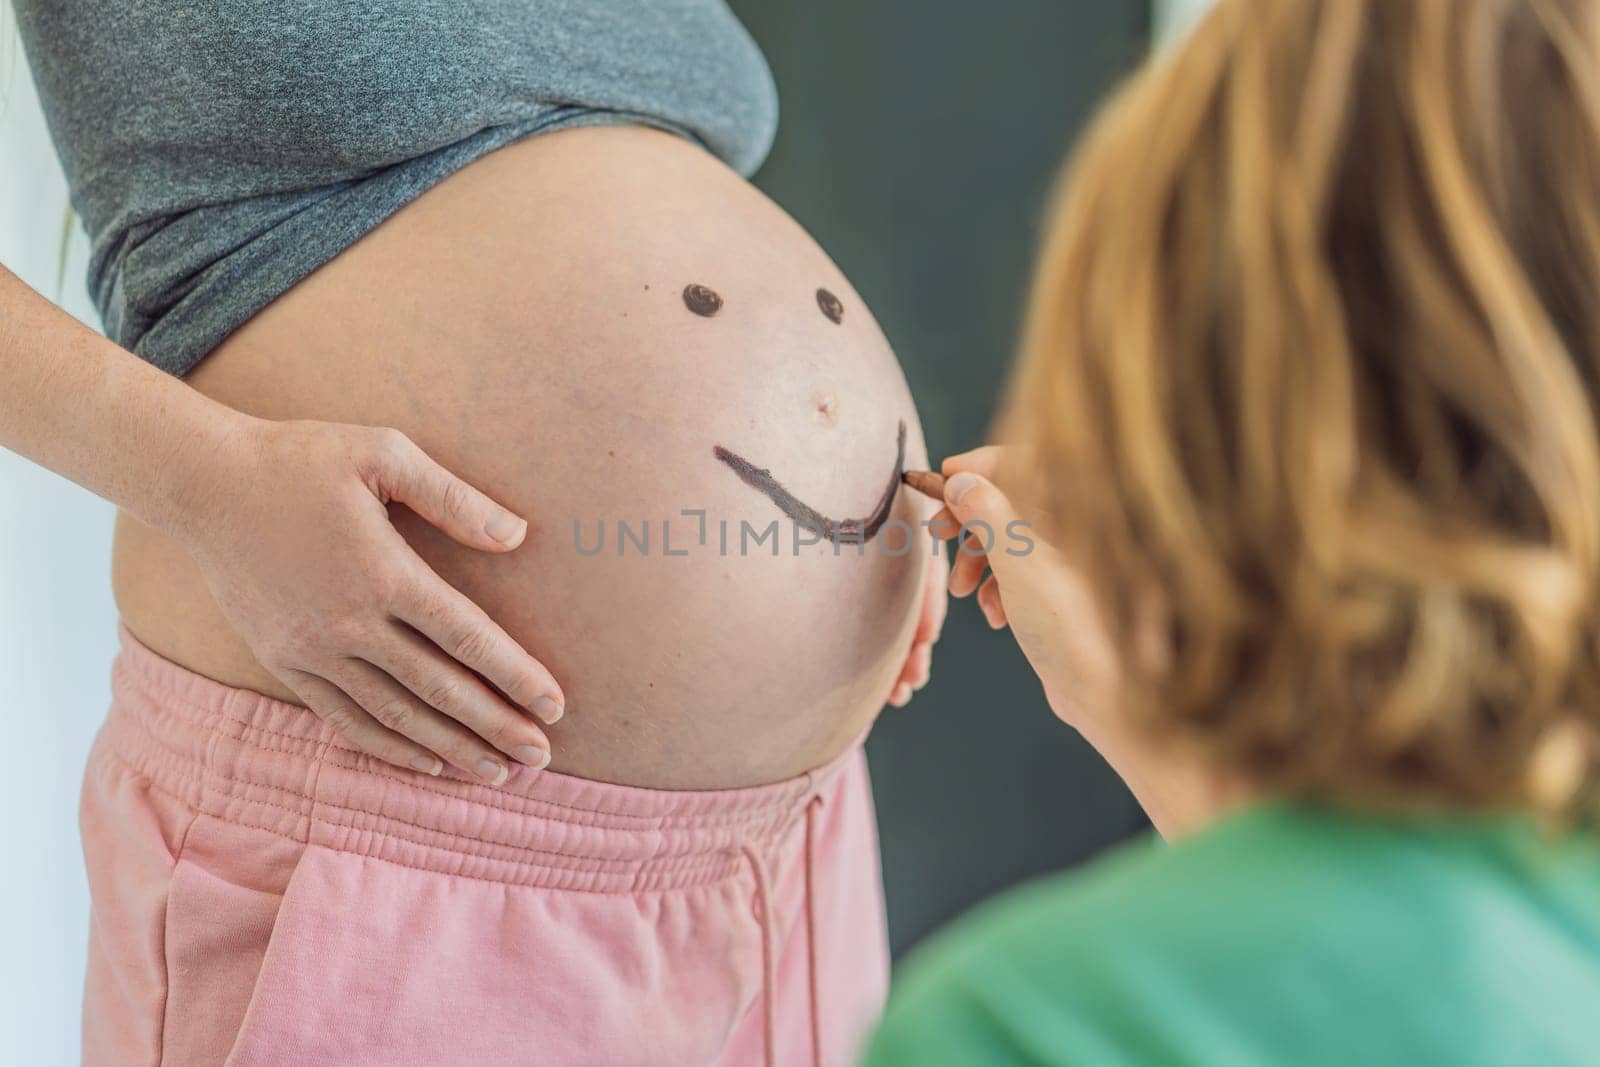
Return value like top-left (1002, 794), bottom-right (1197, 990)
top-left (740, 843), bottom-right (779, 1067)
top-left (741, 790), bottom-right (827, 1067)
top-left (803, 794), bottom-right (825, 1067)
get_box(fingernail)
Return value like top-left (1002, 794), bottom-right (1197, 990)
top-left (945, 472), bottom-right (980, 505)
top-left (485, 511), bottom-right (528, 547)
top-left (411, 754), bottom-right (443, 776)
top-left (532, 695), bottom-right (563, 724)
top-left (476, 758), bottom-right (509, 785)
top-left (512, 745), bottom-right (551, 770)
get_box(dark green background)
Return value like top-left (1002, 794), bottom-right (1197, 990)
top-left (726, 2), bottom-right (1155, 954)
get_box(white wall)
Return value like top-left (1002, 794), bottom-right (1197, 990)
top-left (1154, 0), bottom-right (1217, 47)
top-left (1, 15), bottom-right (118, 1066)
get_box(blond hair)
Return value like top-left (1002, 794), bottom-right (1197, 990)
top-left (1003, 0), bottom-right (1600, 820)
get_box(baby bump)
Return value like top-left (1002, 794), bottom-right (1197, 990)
top-left (113, 126), bottom-right (931, 788)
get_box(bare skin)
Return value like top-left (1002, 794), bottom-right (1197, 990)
top-left (115, 125), bottom-right (941, 790)
top-left (932, 446), bottom-right (1244, 839)
top-left (713, 421), bottom-right (907, 544)
top-left (0, 267), bottom-right (561, 785)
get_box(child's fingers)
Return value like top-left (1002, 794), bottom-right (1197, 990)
top-left (948, 532), bottom-right (991, 597)
top-left (978, 575), bottom-right (1008, 629)
top-left (940, 445), bottom-right (1007, 480)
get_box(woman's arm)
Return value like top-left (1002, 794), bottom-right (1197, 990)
top-left (0, 263), bottom-right (562, 784)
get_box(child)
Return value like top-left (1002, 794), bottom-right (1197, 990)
top-left (868, 1), bottom-right (1600, 1062)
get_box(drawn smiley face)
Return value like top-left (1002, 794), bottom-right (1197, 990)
top-left (680, 283), bottom-right (846, 325)
top-left (679, 280), bottom-right (903, 544)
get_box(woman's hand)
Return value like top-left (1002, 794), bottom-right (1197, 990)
top-left (0, 267), bottom-right (556, 785)
top-left (886, 549), bottom-right (950, 708)
top-left (174, 416), bottom-right (563, 785)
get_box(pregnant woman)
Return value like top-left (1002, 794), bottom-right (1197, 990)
top-left (9, 3), bottom-right (941, 1064)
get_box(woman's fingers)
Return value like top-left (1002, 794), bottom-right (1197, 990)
top-left (330, 658), bottom-right (539, 784)
top-left (367, 622), bottom-right (553, 772)
top-left (177, 418), bottom-right (571, 786)
top-left (887, 639), bottom-right (934, 707)
top-left (281, 669), bottom-right (444, 777)
top-left (907, 641), bottom-right (934, 689)
top-left (369, 429), bottom-right (529, 553)
top-left (395, 565), bottom-right (565, 724)
top-left (916, 551), bottom-right (951, 645)
top-left (887, 640), bottom-right (934, 704)
top-left (885, 551), bottom-right (947, 710)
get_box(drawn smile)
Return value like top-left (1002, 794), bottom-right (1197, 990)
top-left (714, 421), bottom-right (907, 544)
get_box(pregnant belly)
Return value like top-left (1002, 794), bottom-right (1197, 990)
top-left (112, 126), bottom-right (931, 789)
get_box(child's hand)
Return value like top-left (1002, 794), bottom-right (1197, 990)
top-left (933, 447), bottom-right (1117, 730)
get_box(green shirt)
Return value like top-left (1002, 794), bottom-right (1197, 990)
top-left (864, 805), bottom-right (1600, 1065)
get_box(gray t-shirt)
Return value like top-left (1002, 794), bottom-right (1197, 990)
top-left (14, 2), bottom-right (778, 375)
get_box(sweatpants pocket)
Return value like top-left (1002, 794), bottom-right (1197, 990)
top-left (209, 846), bottom-right (761, 1067)
top-left (79, 743), bottom-right (200, 1067)
top-left (219, 843), bottom-right (361, 1066)
top-left (156, 812), bottom-right (308, 1067)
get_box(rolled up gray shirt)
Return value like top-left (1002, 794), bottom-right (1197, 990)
top-left (13, 1), bottom-right (779, 376)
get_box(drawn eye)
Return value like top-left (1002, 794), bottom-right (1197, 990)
top-left (816, 288), bottom-right (844, 325)
top-left (682, 283), bottom-right (723, 317)
top-left (680, 282), bottom-right (843, 325)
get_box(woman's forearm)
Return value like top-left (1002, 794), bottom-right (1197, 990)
top-left (0, 260), bottom-right (565, 778)
top-left (0, 264), bottom-right (243, 541)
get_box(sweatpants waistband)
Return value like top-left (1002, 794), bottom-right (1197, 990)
top-left (103, 625), bottom-right (856, 893)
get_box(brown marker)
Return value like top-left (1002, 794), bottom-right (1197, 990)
top-left (901, 469), bottom-right (947, 502)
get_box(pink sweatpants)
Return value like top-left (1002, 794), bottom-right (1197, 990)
top-left (80, 628), bottom-right (890, 1066)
